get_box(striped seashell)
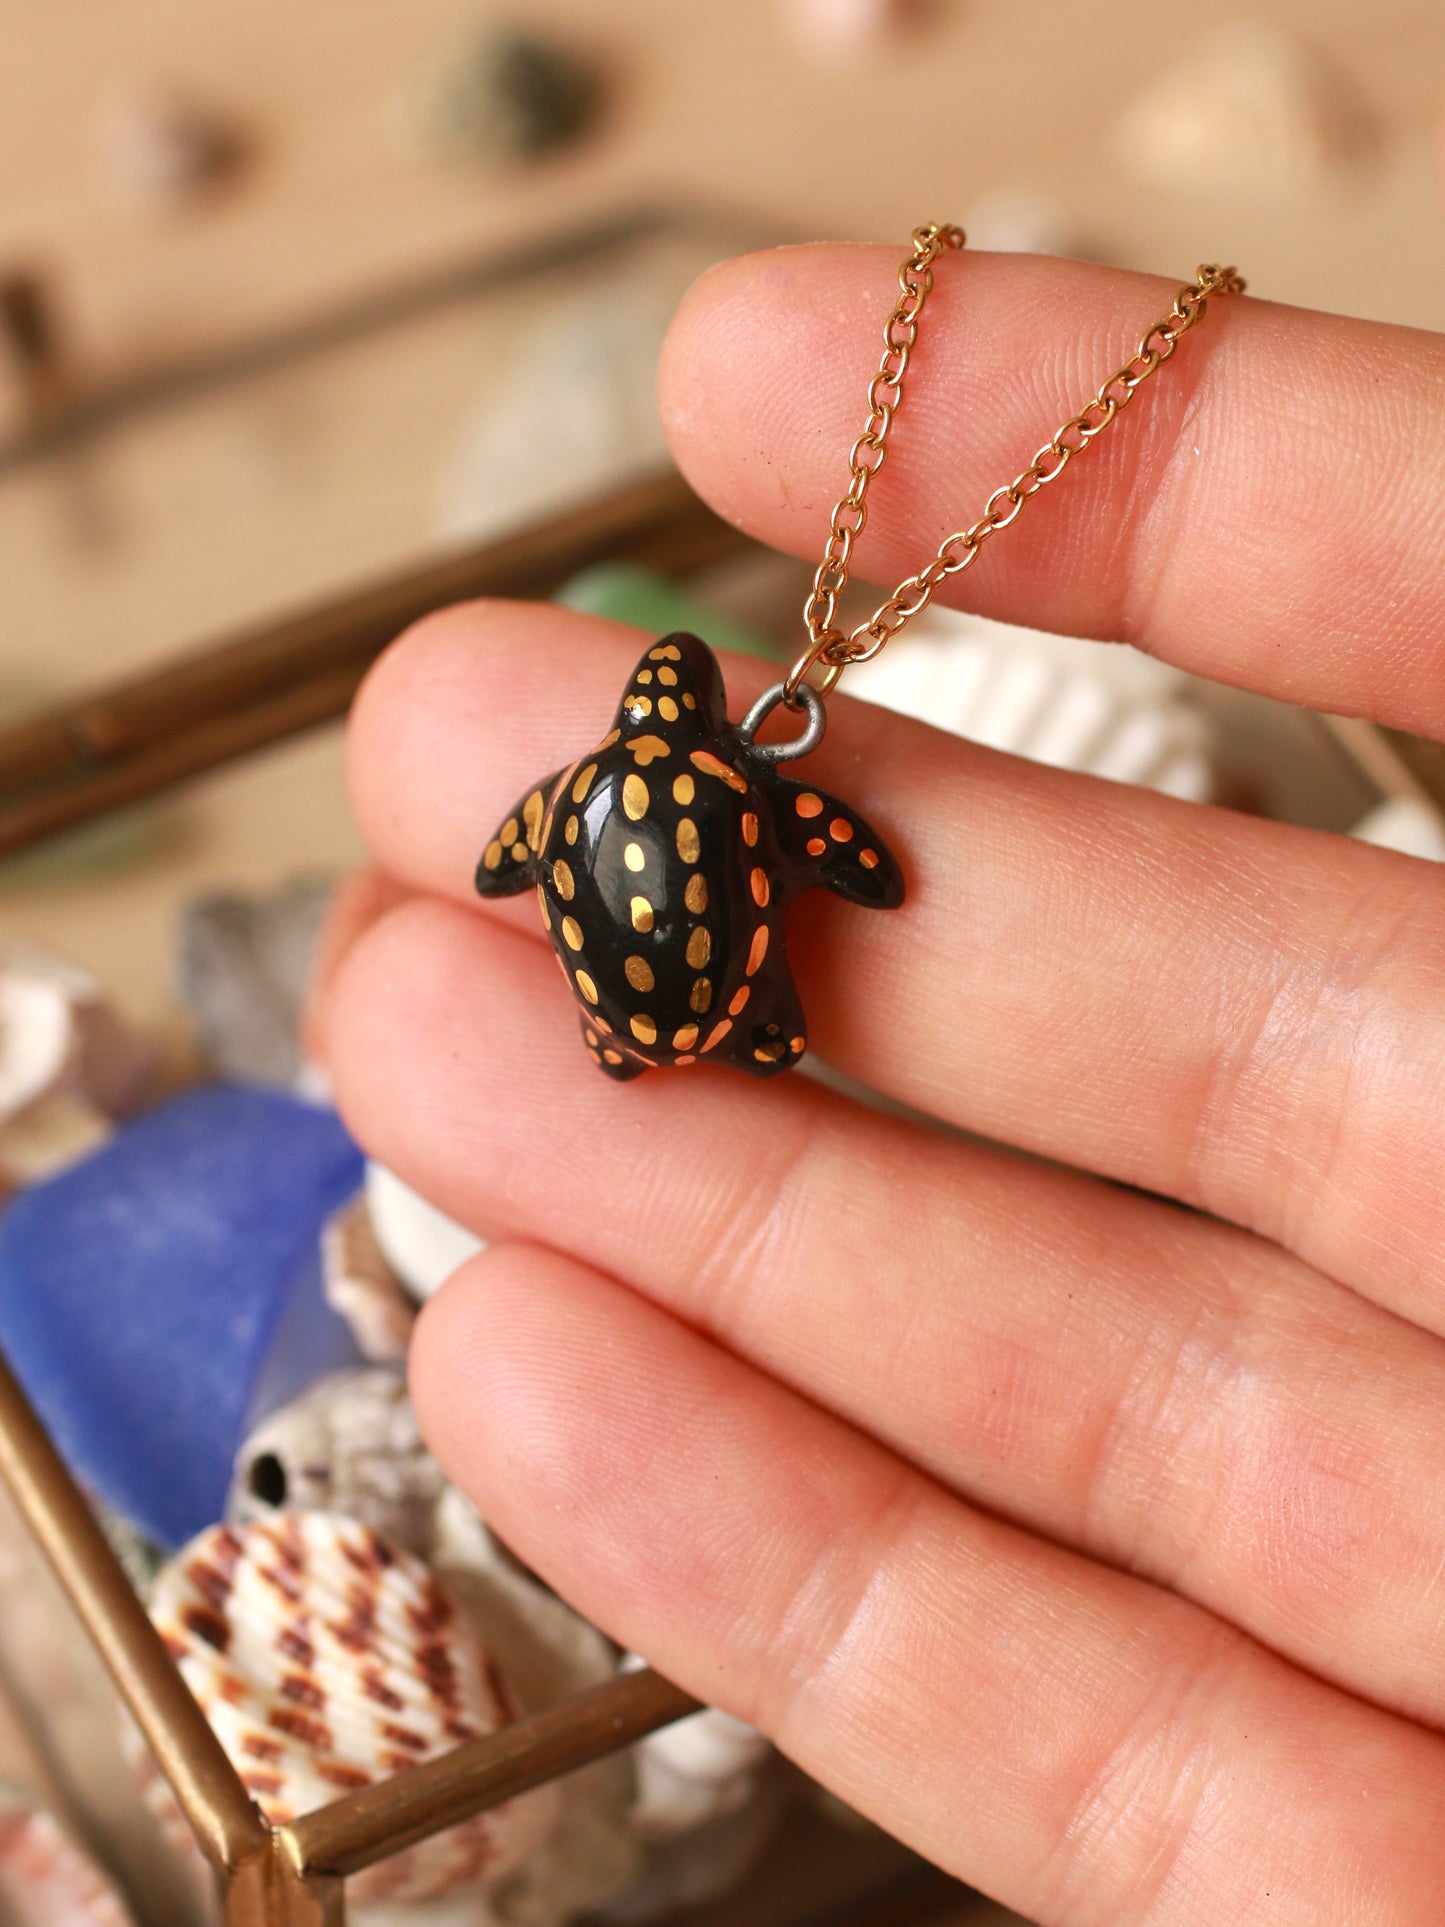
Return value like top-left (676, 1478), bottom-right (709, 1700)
top-left (0, 1787), bottom-right (138, 1927)
top-left (147, 1513), bottom-right (559, 1903)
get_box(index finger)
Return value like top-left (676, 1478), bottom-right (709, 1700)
top-left (660, 246), bottom-right (1445, 737)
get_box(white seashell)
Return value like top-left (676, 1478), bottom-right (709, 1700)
top-left (366, 1164), bottom-right (486, 1303)
top-left (323, 1195), bottom-right (418, 1363)
top-left (0, 945), bottom-right (155, 1127)
top-left (1115, 24), bottom-right (1372, 195)
top-left (846, 608), bottom-right (1217, 803)
top-left (963, 186), bottom-right (1083, 259)
top-left (229, 1371), bottom-right (446, 1557)
top-left (148, 1513), bottom-right (559, 1903)
top-left (784, 0), bottom-right (910, 57)
top-left (430, 1490), bottom-right (643, 1925)
top-left (620, 1658), bottom-right (770, 1841)
top-left (1352, 796), bottom-right (1445, 862)
top-left (0, 1787), bottom-right (138, 1927)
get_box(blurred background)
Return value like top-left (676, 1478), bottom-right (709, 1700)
top-left (0, 0), bottom-right (1442, 1013)
top-left (0, 6), bottom-right (1441, 1924)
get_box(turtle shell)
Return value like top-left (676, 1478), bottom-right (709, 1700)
top-left (477, 633), bottom-right (904, 1080)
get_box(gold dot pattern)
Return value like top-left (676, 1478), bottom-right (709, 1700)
top-left (627, 735), bottom-right (670, 765)
top-left (657, 666), bottom-right (678, 686)
top-left (523, 790), bottom-right (544, 849)
top-left (658, 696), bottom-right (679, 721)
top-left (690, 750), bottom-right (747, 793)
top-left (625, 956), bottom-right (655, 993)
top-left (690, 978), bottom-right (713, 1014)
top-left (510, 841), bottom-right (528, 863)
top-left (683, 692), bottom-right (697, 709)
top-left (630, 896), bottom-right (654, 932)
top-left (686, 928), bottom-right (712, 970)
top-left (791, 1036), bottom-right (806, 1054)
top-left (673, 1024), bottom-right (699, 1051)
top-left (796, 793), bottom-right (824, 818)
top-left (627, 695), bottom-right (653, 719)
top-left (624, 843), bottom-right (646, 872)
top-left (637, 670), bottom-right (653, 684)
top-left (807, 836), bottom-right (826, 856)
top-left (576, 971), bottom-right (598, 1004)
top-left (565, 816), bottom-right (579, 845)
top-left (482, 840), bottom-right (502, 871)
top-left (673, 774), bottom-right (695, 805)
top-left (755, 1041), bottom-right (787, 1063)
top-left (649, 644), bottom-right (682, 661)
top-left (860, 848), bottom-right (879, 869)
top-left (623, 775), bottom-right (649, 821)
top-left (604, 1049), bottom-right (623, 1065)
top-left (631, 1014), bottom-right (658, 1045)
top-left (729, 986), bottom-right (750, 1016)
top-left (571, 766), bottom-right (597, 804)
top-left (562, 917), bottom-right (583, 952)
top-left (742, 812), bottom-right (759, 847)
top-left (830, 818), bottom-right (854, 843)
top-left (677, 819), bottom-right (701, 864)
top-left (750, 868), bottom-right (770, 908)
top-left (701, 1020), bottom-right (732, 1053)
top-left (684, 874), bottom-right (708, 914)
top-left (500, 817), bottom-right (519, 845)
top-left (552, 860), bottom-right (575, 900)
top-left (746, 926), bottom-right (769, 975)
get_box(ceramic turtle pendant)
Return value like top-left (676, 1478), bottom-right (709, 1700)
top-left (475, 633), bottom-right (903, 1080)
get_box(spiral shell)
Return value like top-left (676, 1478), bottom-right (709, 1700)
top-left (148, 1514), bottom-right (559, 1902)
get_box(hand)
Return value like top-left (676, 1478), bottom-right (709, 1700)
top-left (320, 247), bottom-right (1445, 1924)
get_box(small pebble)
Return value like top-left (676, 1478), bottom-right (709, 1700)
top-left (407, 29), bottom-right (599, 165)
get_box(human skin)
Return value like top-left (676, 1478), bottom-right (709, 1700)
top-left (318, 246), bottom-right (1445, 1923)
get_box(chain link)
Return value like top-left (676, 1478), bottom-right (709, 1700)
top-left (784, 230), bottom-right (1245, 704)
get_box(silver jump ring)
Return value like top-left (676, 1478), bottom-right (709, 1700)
top-left (735, 682), bottom-right (827, 764)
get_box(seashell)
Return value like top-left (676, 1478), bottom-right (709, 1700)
top-left (962, 186), bottom-right (1084, 259)
top-left (148, 1514), bottom-right (559, 1903)
top-left (625, 1694), bottom-right (771, 1841)
top-left (401, 29), bottom-right (598, 167)
top-left (97, 83), bottom-right (245, 210)
top-left (847, 608), bottom-right (1217, 803)
top-left (1115, 24), bottom-right (1373, 195)
top-left (230, 1371), bottom-right (446, 1558)
top-left (430, 1490), bottom-right (643, 1925)
top-left (0, 1092), bottom-right (112, 1196)
top-left (784, 0), bottom-right (913, 58)
top-left (1352, 796), bottom-right (1445, 862)
top-left (0, 1786), bottom-right (138, 1927)
top-left (0, 945), bottom-right (155, 1128)
top-left (366, 1164), bottom-right (486, 1303)
top-left (323, 1194), bottom-right (417, 1363)
top-left (177, 878), bottom-right (335, 1089)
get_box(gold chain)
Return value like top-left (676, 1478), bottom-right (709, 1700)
top-left (785, 224), bottom-right (1246, 703)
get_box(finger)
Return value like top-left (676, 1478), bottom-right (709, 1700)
top-left (411, 1242), bottom-right (1445, 1925)
top-left (328, 897), bottom-right (1445, 1734)
top-left (347, 604), bottom-right (1445, 1335)
top-left (303, 866), bottom-right (413, 1067)
top-left (660, 245), bottom-right (1445, 738)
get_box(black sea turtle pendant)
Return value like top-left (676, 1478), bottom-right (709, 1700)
top-left (475, 633), bottom-right (903, 1080)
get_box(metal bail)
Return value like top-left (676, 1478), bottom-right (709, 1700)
top-left (736, 682), bottom-right (827, 765)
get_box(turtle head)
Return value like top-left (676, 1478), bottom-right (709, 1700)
top-left (610, 632), bottom-right (727, 743)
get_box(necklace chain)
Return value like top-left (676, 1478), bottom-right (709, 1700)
top-left (786, 224), bottom-right (1245, 704)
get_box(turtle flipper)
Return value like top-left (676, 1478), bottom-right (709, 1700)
top-left (770, 777), bottom-right (905, 909)
top-left (707, 967), bottom-right (807, 1079)
top-left (475, 770), bottom-right (565, 898)
top-left (578, 1013), bottom-right (647, 1082)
